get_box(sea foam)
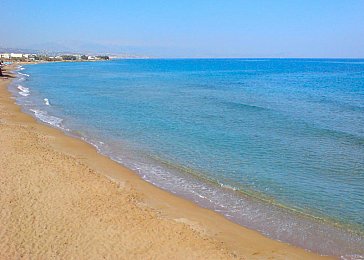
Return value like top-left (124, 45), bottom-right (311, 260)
top-left (18, 72), bottom-right (30, 77)
top-left (29, 109), bottom-right (63, 127)
top-left (17, 85), bottom-right (30, 96)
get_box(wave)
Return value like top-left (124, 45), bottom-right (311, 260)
top-left (29, 109), bottom-right (63, 127)
top-left (18, 72), bottom-right (30, 77)
top-left (221, 100), bottom-right (364, 144)
top-left (44, 98), bottom-right (50, 106)
top-left (221, 100), bottom-right (270, 112)
top-left (17, 85), bottom-right (30, 97)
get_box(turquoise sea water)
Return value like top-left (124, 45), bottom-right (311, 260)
top-left (11, 59), bottom-right (364, 258)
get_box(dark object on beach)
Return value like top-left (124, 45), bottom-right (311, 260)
top-left (0, 65), bottom-right (3, 77)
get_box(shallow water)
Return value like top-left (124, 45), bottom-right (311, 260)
top-left (10, 59), bottom-right (364, 258)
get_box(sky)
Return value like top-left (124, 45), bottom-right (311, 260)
top-left (1, 0), bottom-right (364, 58)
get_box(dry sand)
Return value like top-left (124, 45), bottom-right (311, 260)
top-left (0, 64), bottom-right (332, 259)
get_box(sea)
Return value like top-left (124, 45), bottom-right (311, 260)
top-left (10, 59), bottom-right (364, 259)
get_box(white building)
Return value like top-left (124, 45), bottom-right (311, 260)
top-left (10, 53), bottom-right (23, 58)
top-left (88, 56), bottom-right (96, 60)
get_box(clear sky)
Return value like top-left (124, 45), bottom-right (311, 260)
top-left (1, 0), bottom-right (364, 58)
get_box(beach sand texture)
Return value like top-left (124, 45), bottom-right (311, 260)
top-left (0, 65), bottom-right (330, 259)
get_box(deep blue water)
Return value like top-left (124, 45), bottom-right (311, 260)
top-left (12, 59), bottom-right (364, 258)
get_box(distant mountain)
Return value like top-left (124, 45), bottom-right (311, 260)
top-left (0, 47), bottom-right (40, 54)
top-left (0, 43), bottom-right (149, 58)
top-left (0, 46), bottom-right (68, 56)
top-left (23, 42), bottom-right (126, 55)
top-left (27, 42), bottom-right (74, 53)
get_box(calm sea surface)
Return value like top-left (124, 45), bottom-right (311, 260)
top-left (11, 59), bottom-right (364, 258)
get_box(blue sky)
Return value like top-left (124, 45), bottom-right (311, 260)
top-left (1, 0), bottom-right (364, 57)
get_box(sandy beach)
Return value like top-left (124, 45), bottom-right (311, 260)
top-left (0, 64), bottom-right (331, 259)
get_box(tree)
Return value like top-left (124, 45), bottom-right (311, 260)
top-left (61, 55), bottom-right (77, 61)
top-left (96, 55), bottom-right (110, 60)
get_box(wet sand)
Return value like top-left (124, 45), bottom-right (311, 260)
top-left (0, 64), bottom-right (331, 259)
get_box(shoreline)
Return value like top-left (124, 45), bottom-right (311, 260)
top-left (0, 63), bottom-right (330, 259)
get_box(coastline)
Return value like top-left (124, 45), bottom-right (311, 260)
top-left (0, 64), bottom-right (330, 259)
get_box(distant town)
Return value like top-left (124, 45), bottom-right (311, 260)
top-left (0, 52), bottom-right (110, 62)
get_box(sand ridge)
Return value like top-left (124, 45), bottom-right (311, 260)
top-left (0, 64), bottom-right (331, 259)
